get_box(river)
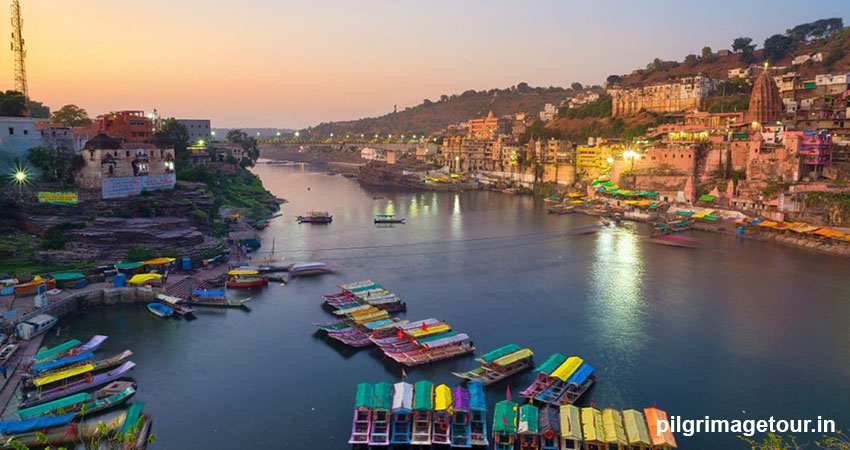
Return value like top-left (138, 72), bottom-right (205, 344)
top-left (45, 162), bottom-right (850, 449)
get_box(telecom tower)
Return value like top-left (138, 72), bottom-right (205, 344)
top-left (10, 0), bottom-right (27, 101)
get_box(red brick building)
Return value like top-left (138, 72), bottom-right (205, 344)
top-left (97, 111), bottom-right (153, 142)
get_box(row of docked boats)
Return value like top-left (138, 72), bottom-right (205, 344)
top-left (519, 353), bottom-right (596, 406)
top-left (492, 400), bottom-right (677, 450)
top-left (452, 344), bottom-right (535, 386)
top-left (0, 334), bottom-right (151, 449)
top-left (323, 281), bottom-right (407, 313)
top-left (349, 380), bottom-right (488, 448)
top-left (316, 281), bottom-right (408, 347)
top-left (371, 319), bottom-right (474, 367)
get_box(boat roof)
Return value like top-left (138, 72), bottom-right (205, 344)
top-left (228, 269), bottom-right (258, 275)
top-left (193, 289), bottom-right (225, 296)
top-left (644, 407), bottom-right (677, 447)
top-left (565, 363), bottom-right (594, 385)
top-left (538, 406), bottom-right (559, 433)
top-left (333, 305), bottom-right (370, 315)
top-left (362, 319), bottom-right (394, 330)
top-left (602, 409), bottom-right (627, 444)
top-left (559, 404), bottom-right (582, 440)
top-left (350, 283), bottom-right (381, 292)
top-left (623, 409), bottom-right (652, 445)
top-left (355, 382), bottom-right (374, 409)
top-left (493, 401), bottom-right (517, 433)
top-left (409, 323), bottom-right (450, 338)
top-left (392, 382), bottom-right (413, 411)
top-left (401, 318), bottom-right (439, 330)
top-left (33, 338), bottom-right (80, 361)
top-left (518, 404), bottom-right (538, 434)
top-left (536, 353), bottom-right (567, 375)
top-left (434, 384), bottom-right (453, 412)
top-left (582, 407), bottom-right (605, 442)
top-left (376, 214), bottom-right (395, 217)
top-left (144, 257), bottom-right (175, 265)
top-left (477, 344), bottom-right (521, 363)
top-left (51, 272), bottom-right (85, 281)
top-left (0, 413), bottom-right (74, 434)
top-left (33, 364), bottom-right (95, 387)
top-left (413, 380), bottom-right (433, 411)
top-left (493, 349), bottom-right (533, 367)
top-left (15, 392), bottom-right (91, 420)
top-left (292, 262), bottom-right (328, 269)
top-left (551, 356), bottom-right (583, 381)
top-left (452, 386), bottom-right (469, 411)
top-left (468, 381), bottom-right (486, 410)
top-left (31, 352), bottom-right (93, 374)
top-left (417, 331), bottom-right (457, 344)
top-left (338, 280), bottom-right (374, 289)
top-left (373, 382), bottom-right (392, 411)
top-left (421, 333), bottom-right (468, 349)
top-left (27, 314), bottom-right (57, 327)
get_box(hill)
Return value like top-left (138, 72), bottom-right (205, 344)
top-left (303, 85), bottom-right (601, 138)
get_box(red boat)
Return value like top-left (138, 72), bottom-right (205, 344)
top-left (225, 276), bottom-right (269, 288)
top-left (14, 279), bottom-right (56, 296)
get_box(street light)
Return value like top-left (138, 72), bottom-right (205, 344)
top-left (295, 131), bottom-right (300, 138)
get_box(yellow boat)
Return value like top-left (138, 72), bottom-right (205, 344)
top-left (32, 364), bottom-right (94, 387)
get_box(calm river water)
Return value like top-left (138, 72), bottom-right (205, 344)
top-left (47, 162), bottom-right (850, 449)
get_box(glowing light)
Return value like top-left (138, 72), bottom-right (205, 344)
top-left (15, 171), bottom-right (26, 181)
top-left (607, 157), bottom-right (614, 163)
top-left (197, 139), bottom-right (205, 146)
top-left (295, 131), bottom-right (300, 137)
top-left (623, 151), bottom-right (637, 160)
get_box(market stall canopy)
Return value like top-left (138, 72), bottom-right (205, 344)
top-left (127, 273), bottom-right (163, 285)
top-left (50, 272), bottom-right (85, 281)
top-left (143, 257), bottom-right (175, 266)
top-left (114, 262), bottom-right (144, 270)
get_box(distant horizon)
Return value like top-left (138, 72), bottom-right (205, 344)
top-left (2, 0), bottom-right (847, 129)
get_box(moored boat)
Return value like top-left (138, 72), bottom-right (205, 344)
top-left (517, 403), bottom-right (540, 450)
top-left (450, 386), bottom-right (471, 448)
top-left (368, 382), bottom-right (392, 446)
top-left (374, 214), bottom-right (406, 224)
top-left (559, 404), bottom-right (582, 450)
top-left (431, 384), bottom-right (453, 445)
top-left (452, 344), bottom-right (533, 385)
top-left (468, 381), bottom-right (488, 446)
top-left (15, 381), bottom-right (136, 420)
top-left (16, 314), bottom-right (58, 341)
top-left (649, 234), bottom-right (701, 248)
top-left (146, 302), bottom-right (173, 318)
top-left (297, 211), bottom-right (332, 223)
top-left (539, 407), bottom-right (560, 450)
top-left (0, 409), bottom-right (129, 448)
top-left (389, 382), bottom-right (413, 445)
top-left (519, 353), bottom-right (567, 398)
top-left (13, 278), bottom-right (55, 296)
top-left (348, 383), bottom-right (373, 445)
top-left (0, 343), bottom-right (18, 365)
top-left (20, 361), bottom-right (136, 408)
top-left (543, 196), bottom-right (560, 203)
top-left (570, 224), bottom-right (602, 235)
top-left (532, 357), bottom-right (596, 406)
top-left (26, 350), bottom-right (133, 389)
top-left (410, 380), bottom-right (433, 445)
top-left (156, 293), bottom-right (196, 316)
top-left (493, 400), bottom-right (517, 450)
top-left (288, 262), bottom-right (340, 277)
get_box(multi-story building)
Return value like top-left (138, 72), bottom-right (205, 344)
top-left (0, 117), bottom-right (40, 168)
top-left (468, 110), bottom-right (499, 139)
top-left (538, 103), bottom-right (557, 122)
top-left (607, 75), bottom-right (717, 116)
top-left (156, 119), bottom-right (211, 143)
top-left (728, 68), bottom-right (752, 79)
top-left (97, 111), bottom-right (153, 142)
top-left (75, 134), bottom-right (176, 198)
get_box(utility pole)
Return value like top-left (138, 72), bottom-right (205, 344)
top-left (10, 0), bottom-right (28, 110)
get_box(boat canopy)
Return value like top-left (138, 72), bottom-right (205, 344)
top-left (15, 393), bottom-right (91, 420)
top-left (355, 383), bottom-right (374, 409)
top-left (122, 401), bottom-right (144, 435)
top-left (402, 318), bottom-right (439, 330)
top-left (413, 380), bottom-right (433, 411)
top-left (33, 364), bottom-right (95, 387)
top-left (622, 409), bottom-right (652, 445)
top-left (376, 214), bottom-right (395, 217)
top-left (559, 404), bottom-right (582, 441)
top-left (333, 305), bottom-right (370, 315)
top-left (493, 401), bottom-right (517, 433)
top-left (493, 349), bottom-right (533, 367)
top-left (417, 331), bottom-right (457, 344)
top-left (0, 413), bottom-right (74, 434)
top-left (392, 382), bottom-right (413, 411)
top-left (452, 386), bottom-right (469, 412)
top-left (644, 407), bottom-right (677, 447)
top-left (539, 405), bottom-right (559, 434)
top-left (127, 273), bottom-right (162, 285)
top-left (373, 382), bottom-right (393, 411)
top-left (351, 283), bottom-right (381, 292)
top-left (434, 384), bottom-right (453, 412)
top-left (143, 257), bottom-right (175, 266)
top-left (582, 407), bottom-right (604, 443)
top-left (338, 280), bottom-right (374, 289)
top-left (477, 344), bottom-right (521, 363)
top-left (602, 409), bottom-right (627, 444)
top-left (518, 404), bottom-right (539, 434)
top-left (34, 339), bottom-right (81, 362)
top-left (31, 352), bottom-right (93, 374)
top-left (363, 319), bottom-right (395, 330)
top-left (291, 262), bottom-right (328, 270)
top-left (50, 272), bottom-right (85, 281)
top-left (193, 290), bottom-right (225, 296)
top-left (468, 381), bottom-right (486, 411)
top-left (409, 323), bottom-right (450, 338)
top-left (228, 270), bottom-right (258, 275)
top-left (422, 333), bottom-right (468, 349)
top-left (536, 353), bottom-right (567, 375)
top-left (565, 363), bottom-right (594, 385)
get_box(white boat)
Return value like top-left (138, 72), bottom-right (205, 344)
top-left (16, 314), bottom-right (57, 340)
top-left (0, 343), bottom-right (19, 364)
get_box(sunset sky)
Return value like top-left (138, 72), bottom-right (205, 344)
top-left (1, 0), bottom-right (847, 129)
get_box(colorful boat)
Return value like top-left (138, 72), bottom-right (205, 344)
top-left (156, 294), bottom-right (196, 316)
top-left (452, 344), bottom-right (534, 385)
top-left (32, 339), bottom-right (81, 364)
top-left (26, 350), bottom-right (133, 389)
top-left (16, 314), bottom-right (57, 340)
top-left (468, 381), bottom-right (488, 446)
top-left (13, 278), bottom-right (55, 296)
top-left (16, 381), bottom-right (135, 420)
top-left (289, 262), bottom-right (340, 277)
top-left (602, 408), bottom-right (628, 450)
top-left (570, 224), bottom-right (602, 235)
top-left (225, 276), bottom-right (269, 288)
top-left (374, 214), bottom-right (405, 224)
top-left (644, 407), bottom-right (678, 449)
top-left (0, 343), bottom-right (18, 365)
top-left (533, 358), bottom-right (595, 406)
top-left (189, 290), bottom-right (251, 307)
top-left (493, 400), bottom-right (517, 450)
top-left (379, 322), bottom-right (475, 367)
top-left (548, 204), bottom-right (575, 215)
top-left (20, 361), bottom-right (136, 408)
top-left (0, 408), bottom-right (129, 449)
top-left (649, 234), bottom-right (701, 248)
top-left (519, 353), bottom-right (567, 398)
top-left (297, 211), bottom-right (332, 223)
top-left (432, 384), bottom-right (453, 445)
top-left (389, 382), bottom-right (413, 445)
top-left (410, 380), bottom-right (433, 445)
top-left (450, 386), bottom-right (471, 448)
top-left (623, 408), bottom-right (653, 450)
top-left (559, 404), bottom-right (582, 450)
top-left (368, 382), bottom-right (392, 446)
top-left (146, 302), bottom-right (173, 318)
top-left (517, 403), bottom-right (540, 450)
top-left (581, 407), bottom-right (605, 450)
top-left (543, 196), bottom-right (560, 203)
top-left (348, 383), bottom-right (373, 445)
top-left (539, 407), bottom-right (560, 450)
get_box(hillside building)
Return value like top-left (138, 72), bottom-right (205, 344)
top-left (607, 75), bottom-right (717, 116)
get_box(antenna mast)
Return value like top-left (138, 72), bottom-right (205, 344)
top-left (10, 0), bottom-right (28, 103)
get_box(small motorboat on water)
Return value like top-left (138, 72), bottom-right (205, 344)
top-left (288, 262), bottom-right (341, 277)
top-left (146, 302), bottom-right (173, 318)
top-left (375, 214), bottom-right (405, 224)
top-left (297, 211), bottom-right (332, 223)
top-left (570, 224), bottom-right (602, 235)
top-left (600, 216), bottom-right (611, 226)
top-left (649, 235), bottom-right (701, 248)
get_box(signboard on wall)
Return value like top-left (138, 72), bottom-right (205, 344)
top-left (37, 192), bottom-right (79, 204)
top-left (102, 173), bottom-right (176, 199)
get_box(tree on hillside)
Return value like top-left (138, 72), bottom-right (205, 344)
top-left (26, 100), bottom-right (50, 118)
top-left (684, 54), bottom-right (699, 67)
top-left (0, 90), bottom-right (27, 117)
top-left (570, 82), bottom-right (583, 91)
top-left (701, 46), bottom-right (716, 62)
top-left (26, 146), bottom-right (84, 183)
top-left (647, 58), bottom-right (663, 71)
top-left (763, 34), bottom-right (793, 62)
top-left (606, 75), bottom-right (623, 85)
top-left (732, 37), bottom-right (756, 53)
top-left (440, 94), bottom-right (449, 101)
top-left (155, 118), bottom-right (190, 168)
top-left (822, 47), bottom-right (846, 70)
top-left (51, 104), bottom-right (93, 126)
top-left (786, 18), bottom-right (843, 42)
top-left (227, 129), bottom-right (260, 167)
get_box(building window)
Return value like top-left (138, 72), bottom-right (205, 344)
top-left (8, 127), bottom-right (13, 135)
top-left (23, 129), bottom-right (28, 135)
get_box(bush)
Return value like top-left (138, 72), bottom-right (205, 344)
top-left (126, 246), bottom-right (158, 261)
top-left (41, 230), bottom-right (69, 250)
top-left (190, 209), bottom-right (208, 222)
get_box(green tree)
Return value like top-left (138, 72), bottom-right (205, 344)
top-left (26, 100), bottom-right (50, 118)
top-left (154, 118), bottom-right (190, 169)
top-left (684, 54), bottom-right (699, 67)
top-left (0, 90), bottom-right (27, 116)
top-left (605, 75), bottom-right (623, 85)
top-left (763, 34), bottom-right (793, 62)
top-left (51, 104), bottom-right (93, 126)
top-left (26, 147), bottom-right (64, 182)
top-left (822, 47), bottom-right (846, 69)
top-left (227, 129), bottom-right (260, 167)
top-left (701, 46), bottom-right (716, 62)
top-left (732, 37), bottom-right (755, 53)
top-left (570, 82), bottom-right (583, 91)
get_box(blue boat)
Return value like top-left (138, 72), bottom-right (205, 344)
top-left (146, 302), bottom-right (173, 318)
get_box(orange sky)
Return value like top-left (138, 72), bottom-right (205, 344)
top-left (1, 1), bottom-right (846, 128)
